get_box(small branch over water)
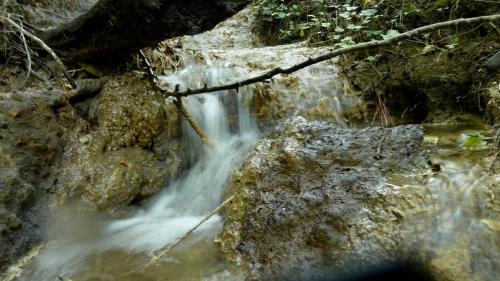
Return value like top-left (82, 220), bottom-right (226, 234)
top-left (120, 193), bottom-right (237, 278)
top-left (138, 49), bottom-right (212, 146)
top-left (148, 193), bottom-right (237, 265)
top-left (164, 14), bottom-right (500, 98)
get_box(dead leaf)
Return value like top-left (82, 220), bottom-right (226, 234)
top-left (481, 219), bottom-right (500, 231)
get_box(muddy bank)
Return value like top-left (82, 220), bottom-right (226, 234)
top-left (336, 1), bottom-right (500, 125)
top-left (0, 90), bottom-right (63, 271)
top-left (218, 117), bottom-right (428, 279)
top-left (341, 39), bottom-right (500, 125)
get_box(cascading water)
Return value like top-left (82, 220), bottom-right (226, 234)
top-left (19, 57), bottom-right (258, 281)
top-left (7, 7), bottom-right (498, 281)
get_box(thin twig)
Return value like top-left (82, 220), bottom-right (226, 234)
top-left (148, 193), bottom-right (237, 265)
top-left (164, 14), bottom-right (500, 98)
top-left (0, 14), bottom-right (77, 89)
top-left (18, 19), bottom-right (31, 88)
top-left (119, 193), bottom-right (238, 278)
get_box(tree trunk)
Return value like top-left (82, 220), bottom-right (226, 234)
top-left (41, 0), bottom-right (250, 63)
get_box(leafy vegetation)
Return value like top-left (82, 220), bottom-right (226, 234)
top-left (254, 0), bottom-right (405, 45)
top-left (253, 0), bottom-right (499, 47)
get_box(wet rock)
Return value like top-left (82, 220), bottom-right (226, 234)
top-left (56, 146), bottom-right (172, 211)
top-left (96, 73), bottom-right (180, 152)
top-left (218, 117), bottom-right (427, 279)
top-left (429, 237), bottom-right (473, 281)
top-left (485, 79), bottom-right (500, 123)
top-left (0, 91), bottom-right (63, 271)
top-left (54, 73), bottom-right (186, 212)
top-left (485, 51), bottom-right (500, 72)
top-left (17, 0), bottom-right (97, 30)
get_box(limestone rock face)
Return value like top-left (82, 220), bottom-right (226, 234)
top-left (218, 117), bottom-right (427, 279)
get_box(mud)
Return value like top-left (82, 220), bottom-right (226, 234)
top-left (0, 90), bottom-right (63, 271)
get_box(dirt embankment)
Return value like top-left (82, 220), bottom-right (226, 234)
top-left (339, 0), bottom-right (500, 125)
top-left (0, 91), bottom-right (63, 271)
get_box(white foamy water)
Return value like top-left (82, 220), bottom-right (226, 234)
top-left (19, 57), bottom-right (258, 281)
top-left (15, 7), bottom-right (351, 280)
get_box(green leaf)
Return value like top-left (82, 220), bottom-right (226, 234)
top-left (382, 29), bottom-right (401, 39)
top-left (321, 22), bottom-right (332, 28)
top-left (360, 9), bottom-right (378, 17)
top-left (421, 44), bottom-right (436, 55)
top-left (334, 27), bottom-right (345, 33)
top-left (463, 135), bottom-right (483, 149)
top-left (347, 24), bottom-right (362, 30)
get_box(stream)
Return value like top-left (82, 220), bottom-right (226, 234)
top-left (6, 8), bottom-right (499, 281)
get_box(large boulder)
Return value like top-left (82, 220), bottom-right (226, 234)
top-left (54, 73), bottom-right (186, 212)
top-left (218, 117), bottom-right (428, 279)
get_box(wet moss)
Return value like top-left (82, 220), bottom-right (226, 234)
top-left (54, 73), bottom-right (187, 213)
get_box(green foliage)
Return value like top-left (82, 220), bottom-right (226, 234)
top-left (254, 0), bottom-right (408, 46)
top-left (254, 0), bottom-right (496, 48)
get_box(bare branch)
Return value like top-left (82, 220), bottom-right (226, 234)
top-left (0, 14), bottom-right (77, 89)
top-left (119, 193), bottom-right (237, 278)
top-left (165, 14), bottom-right (500, 98)
top-left (139, 49), bottom-right (212, 146)
top-left (174, 97), bottom-right (212, 146)
top-left (148, 193), bottom-right (237, 265)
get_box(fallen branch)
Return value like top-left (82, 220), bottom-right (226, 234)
top-left (119, 193), bottom-right (237, 278)
top-left (148, 193), bottom-right (237, 265)
top-left (174, 97), bottom-right (212, 146)
top-left (138, 50), bottom-right (212, 146)
top-left (18, 19), bottom-right (31, 89)
top-left (0, 14), bottom-right (77, 89)
top-left (0, 244), bottom-right (45, 281)
top-left (165, 14), bottom-right (500, 97)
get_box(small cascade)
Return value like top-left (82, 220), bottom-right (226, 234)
top-left (16, 7), bottom-right (353, 280)
top-left (20, 56), bottom-right (258, 281)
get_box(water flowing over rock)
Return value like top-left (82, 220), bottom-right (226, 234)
top-left (2, 4), bottom-right (499, 281)
top-left (155, 8), bottom-right (364, 129)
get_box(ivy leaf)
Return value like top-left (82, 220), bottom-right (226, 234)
top-left (347, 24), bottom-right (363, 30)
top-left (360, 9), bottom-right (378, 17)
top-left (382, 29), bottom-right (401, 39)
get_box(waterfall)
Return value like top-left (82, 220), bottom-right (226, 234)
top-left (21, 60), bottom-right (258, 281)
